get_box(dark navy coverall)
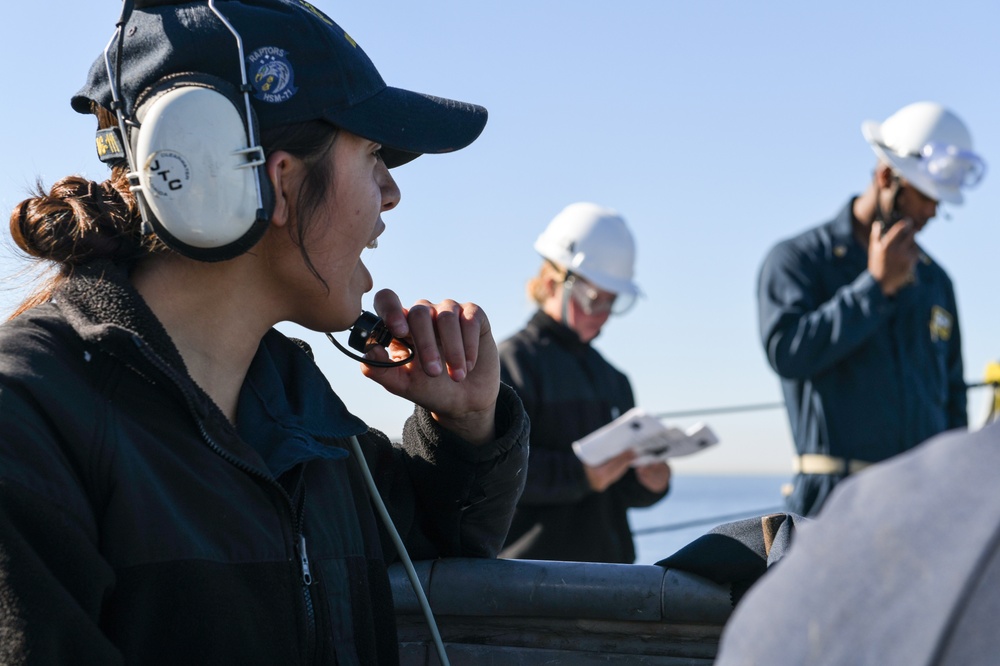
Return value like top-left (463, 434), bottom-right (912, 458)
top-left (758, 199), bottom-right (966, 515)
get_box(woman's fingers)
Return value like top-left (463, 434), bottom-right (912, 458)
top-left (405, 301), bottom-right (443, 376)
top-left (398, 299), bottom-right (489, 381)
top-left (372, 288), bottom-right (409, 339)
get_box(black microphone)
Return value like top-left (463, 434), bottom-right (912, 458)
top-left (326, 311), bottom-right (414, 368)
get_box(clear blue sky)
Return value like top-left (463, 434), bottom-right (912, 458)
top-left (2, 1), bottom-right (998, 474)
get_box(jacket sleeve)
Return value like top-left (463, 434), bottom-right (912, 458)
top-left (364, 383), bottom-right (528, 561)
top-left (944, 280), bottom-right (968, 429)
top-left (498, 347), bottom-right (594, 506)
top-left (612, 469), bottom-right (671, 509)
top-left (758, 239), bottom-right (893, 379)
top-left (0, 383), bottom-right (123, 666)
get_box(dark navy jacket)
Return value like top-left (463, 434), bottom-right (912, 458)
top-left (758, 199), bottom-right (966, 515)
top-left (0, 262), bottom-right (528, 665)
top-left (498, 311), bottom-right (668, 563)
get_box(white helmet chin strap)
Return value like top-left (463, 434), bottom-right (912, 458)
top-left (560, 274), bottom-right (573, 330)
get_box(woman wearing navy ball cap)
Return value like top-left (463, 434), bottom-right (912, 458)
top-left (0, 1), bottom-right (527, 663)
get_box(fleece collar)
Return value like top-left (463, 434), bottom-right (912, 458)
top-left (55, 260), bottom-right (187, 372)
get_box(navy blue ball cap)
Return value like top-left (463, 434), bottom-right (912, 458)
top-left (71, 0), bottom-right (487, 168)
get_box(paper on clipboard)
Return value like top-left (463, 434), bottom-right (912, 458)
top-left (571, 407), bottom-right (719, 466)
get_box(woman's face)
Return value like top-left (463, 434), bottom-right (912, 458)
top-left (563, 284), bottom-right (612, 343)
top-left (541, 275), bottom-right (612, 344)
top-left (271, 129), bottom-right (400, 332)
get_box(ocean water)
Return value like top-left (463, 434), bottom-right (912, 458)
top-left (628, 474), bottom-right (789, 565)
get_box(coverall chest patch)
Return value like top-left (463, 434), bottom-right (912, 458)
top-left (929, 305), bottom-right (953, 343)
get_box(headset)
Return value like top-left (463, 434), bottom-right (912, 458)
top-left (103, 0), bottom-right (415, 368)
top-left (102, 0), bottom-right (272, 262)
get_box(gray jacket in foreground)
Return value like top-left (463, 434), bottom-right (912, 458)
top-left (715, 420), bottom-right (1000, 665)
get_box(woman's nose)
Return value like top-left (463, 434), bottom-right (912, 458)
top-left (379, 163), bottom-right (400, 212)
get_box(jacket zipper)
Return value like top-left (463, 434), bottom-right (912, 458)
top-left (298, 536), bottom-right (314, 586)
top-left (131, 337), bottom-right (320, 662)
top-left (294, 482), bottom-right (317, 660)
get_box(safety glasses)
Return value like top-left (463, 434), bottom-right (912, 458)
top-left (919, 142), bottom-right (987, 189)
top-left (564, 274), bottom-right (636, 316)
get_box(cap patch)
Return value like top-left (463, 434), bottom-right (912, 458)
top-left (247, 47), bottom-right (298, 104)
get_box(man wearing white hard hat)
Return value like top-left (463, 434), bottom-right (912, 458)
top-left (498, 202), bottom-right (671, 563)
top-left (757, 102), bottom-right (986, 517)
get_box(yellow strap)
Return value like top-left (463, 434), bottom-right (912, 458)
top-left (793, 454), bottom-right (873, 475)
top-left (985, 362), bottom-right (1000, 422)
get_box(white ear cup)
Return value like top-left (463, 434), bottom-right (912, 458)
top-left (133, 85), bottom-right (266, 254)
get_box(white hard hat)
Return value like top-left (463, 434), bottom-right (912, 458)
top-left (534, 202), bottom-right (641, 298)
top-left (862, 101), bottom-right (986, 204)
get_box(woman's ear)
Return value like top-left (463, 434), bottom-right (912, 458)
top-left (544, 274), bottom-right (560, 299)
top-left (543, 264), bottom-right (565, 298)
top-left (266, 150), bottom-right (297, 229)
